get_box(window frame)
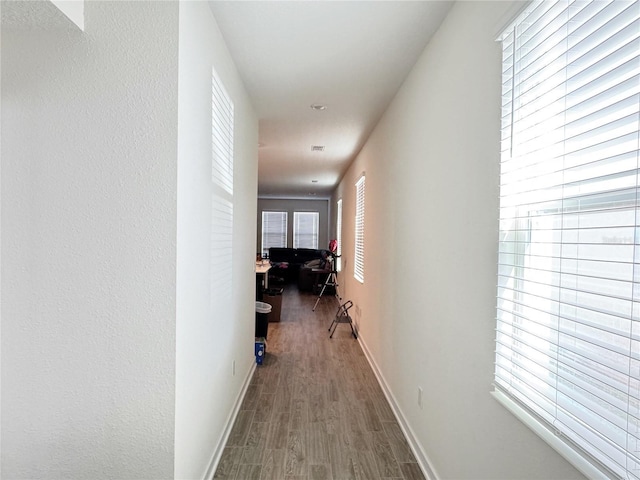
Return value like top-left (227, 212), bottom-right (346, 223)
top-left (336, 198), bottom-right (343, 272)
top-left (354, 176), bottom-right (365, 283)
top-left (211, 69), bottom-right (234, 195)
top-left (493, 2), bottom-right (640, 478)
top-left (261, 211), bottom-right (287, 257)
top-left (293, 211), bottom-right (320, 249)
top-left (210, 67), bottom-right (234, 322)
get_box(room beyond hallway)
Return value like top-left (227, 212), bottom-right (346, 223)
top-left (214, 287), bottom-right (426, 480)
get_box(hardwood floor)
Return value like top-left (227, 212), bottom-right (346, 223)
top-left (214, 286), bottom-right (426, 480)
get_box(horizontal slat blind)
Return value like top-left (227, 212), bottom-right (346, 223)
top-left (262, 211), bottom-right (287, 257)
top-left (354, 176), bottom-right (365, 283)
top-left (210, 68), bottom-right (234, 321)
top-left (212, 70), bottom-right (234, 195)
top-left (495, 1), bottom-right (640, 478)
top-left (336, 199), bottom-right (343, 272)
top-left (293, 211), bottom-right (319, 249)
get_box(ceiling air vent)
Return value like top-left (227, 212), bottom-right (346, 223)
top-left (311, 145), bottom-right (325, 152)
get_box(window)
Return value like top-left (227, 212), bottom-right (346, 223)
top-left (211, 70), bottom-right (233, 195)
top-left (494, 2), bottom-right (640, 478)
top-left (293, 211), bottom-right (319, 249)
top-left (354, 176), bottom-right (365, 283)
top-left (261, 211), bottom-right (287, 257)
top-left (336, 199), bottom-right (343, 272)
top-left (210, 68), bottom-right (234, 312)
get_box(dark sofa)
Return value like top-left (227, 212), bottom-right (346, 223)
top-left (268, 247), bottom-right (327, 287)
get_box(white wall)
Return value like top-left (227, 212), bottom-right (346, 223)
top-left (175, 2), bottom-right (258, 479)
top-left (333, 2), bottom-right (587, 479)
top-left (1, 2), bottom-right (179, 478)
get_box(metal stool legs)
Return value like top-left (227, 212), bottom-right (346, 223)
top-left (329, 300), bottom-right (357, 339)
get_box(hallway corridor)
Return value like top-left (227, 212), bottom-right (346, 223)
top-left (213, 288), bottom-right (426, 480)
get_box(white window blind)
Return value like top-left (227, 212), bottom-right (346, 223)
top-left (210, 68), bottom-right (234, 314)
top-left (354, 176), bottom-right (365, 283)
top-left (495, 1), bottom-right (640, 478)
top-left (336, 199), bottom-right (343, 272)
top-left (212, 70), bottom-right (234, 194)
top-left (262, 211), bottom-right (287, 257)
top-left (293, 211), bottom-right (319, 249)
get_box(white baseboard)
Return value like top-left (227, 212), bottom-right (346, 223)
top-left (357, 335), bottom-right (440, 480)
top-left (203, 361), bottom-right (256, 480)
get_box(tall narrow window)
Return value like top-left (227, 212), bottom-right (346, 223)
top-left (494, 2), bottom-right (640, 478)
top-left (336, 199), bottom-right (343, 272)
top-left (210, 68), bottom-right (234, 313)
top-left (354, 176), bottom-right (365, 283)
top-left (261, 211), bottom-right (287, 257)
top-left (211, 71), bottom-right (234, 194)
top-left (293, 212), bottom-right (319, 249)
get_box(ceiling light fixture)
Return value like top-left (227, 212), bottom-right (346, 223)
top-left (310, 104), bottom-right (327, 111)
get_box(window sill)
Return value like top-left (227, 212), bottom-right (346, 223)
top-left (491, 389), bottom-right (614, 480)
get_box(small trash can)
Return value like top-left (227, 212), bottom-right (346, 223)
top-left (255, 301), bottom-right (272, 338)
top-left (264, 288), bottom-right (283, 322)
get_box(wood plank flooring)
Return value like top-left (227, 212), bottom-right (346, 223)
top-left (214, 286), bottom-right (425, 480)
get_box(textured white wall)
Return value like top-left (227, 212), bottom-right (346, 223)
top-left (333, 2), bottom-right (587, 479)
top-left (175, 2), bottom-right (258, 478)
top-left (1, 2), bottom-right (179, 478)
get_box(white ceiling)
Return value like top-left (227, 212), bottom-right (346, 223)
top-left (208, 1), bottom-right (453, 198)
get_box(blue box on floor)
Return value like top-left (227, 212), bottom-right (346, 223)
top-left (255, 337), bottom-right (266, 365)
